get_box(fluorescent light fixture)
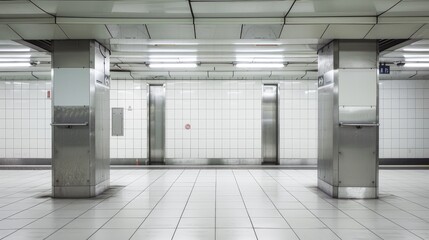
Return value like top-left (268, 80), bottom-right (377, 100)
top-left (0, 58), bottom-right (30, 62)
top-left (147, 49), bottom-right (198, 53)
top-left (0, 63), bottom-right (31, 67)
top-left (403, 48), bottom-right (429, 52)
top-left (404, 63), bottom-right (429, 68)
top-left (149, 57), bottom-right (197, 63)
top-left (235, 49), bottom-right (284, 53)
top-left (0, 48), bottom-right (30, 52)
top-left (148, 63), bottom-right (197, 68)
top-left (405, 58), bottom-right (429, 62)
top-left (235, 63), bottom-right (285, 68)
top-left (235, 58), bottom-right (284, 63)
top-left (403, 54), bottom-right (429, 58)
top-left (0, 54), bottom-right (31, 58)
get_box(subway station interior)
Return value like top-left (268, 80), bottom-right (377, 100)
top-left (1, 0), bottom-right (429, 239)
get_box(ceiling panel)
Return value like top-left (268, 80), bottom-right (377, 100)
top-left (288, 0), bottom-right (399, 17)
top-left (280, 25), bottom-right (328, 39)
top-left (410, 24), bottom-right (429, 38)
top-left (106, 24), bottom-right (150, 39)
top-left (9, 24), bottom-right (68, 40)
top-left (322, 24), bottom-right (374, 39)
top-left (0, 25), bottom-right (21, 40)
top-left (146, 25), bottom-right (194, 39)
top-left (365, 24), bottom-right (423, 39)
top-left (32, 0), bottom-right (191, 18)
top-left (0, 1), bottom-right (48, 17)
top-left (191, 1), bottom-right (294, 17)
top-left (59, 24), bottom-right (112, 39)
top-left (196, 25), bottom-right (241, 39)
top-left (241, 25), bottom-right (283, 39)
top-left (382, 0), bottom-right (429, 16)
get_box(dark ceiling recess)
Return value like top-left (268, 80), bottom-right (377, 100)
top-left (19, 40), bottom-right (53, 52)
top-left (378, 39), bottom-right (408, 52)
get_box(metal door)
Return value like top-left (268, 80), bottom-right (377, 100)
top-left (262, 84), bottom-right (279, 164)
top-left (148, 84), bottom-right (165, 164)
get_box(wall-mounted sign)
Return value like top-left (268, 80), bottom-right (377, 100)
top-left (379, 64), bottom-right (390, 75)
top-left (185, 124), bottom-right (191, 130)
top-left (318, 76), bottom-right (324, 87)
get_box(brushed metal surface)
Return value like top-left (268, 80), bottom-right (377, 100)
top-left (262, 84), bottom-right (279, 164)
top-left (111, 108), bottom-right (124, 136)
top-left (317, 40), bottom-right (379, 199)
top-left (148, 84), bottom-right (165, 164)
top-left (52, 106), bottom-right (90, 187)
top-left (52, 40), bottom-right (110, 198)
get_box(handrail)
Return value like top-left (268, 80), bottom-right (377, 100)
top-left (51, 122), bottom-right (89, 126)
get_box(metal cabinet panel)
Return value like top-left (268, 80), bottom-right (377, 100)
top-left (112, 108), bottom-right (124, 136)
top-left (148, 84), bottom-right (165, 164)
top-left (262, 84), bottom-right (278, 164)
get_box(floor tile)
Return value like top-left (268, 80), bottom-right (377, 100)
top-left (332, 229), bottom-right (382, 240)
top-left (216, 229), bottom-right (257, 240)
top-left (294, 229), bottom-right (340, 240)
top-left (173, 228), bottom-right (215, 240)
top-left (251, 217), bottom-right (290, 229)
top-left (88, 229), bottom-right (135, 240)
top-left (178, 218), bottom-right (215, 228)
top-left (45, 229), bottom-right (98, 240)
top-left (64, 218), bottom-right (110, 229)
top-left (371, 229), bottom-right (422, 240)
top-left (102, 218), bottom-right (144, 229)
top-left (255, 229), bottom-right (299, 240)
top-left (286, 218), bottom-right (327, 229)
top-left (140, 217), bottom-right (180, 229)
top-left (130, 229), bottom-right (175, 240)
top-left (216, 218), bottom-right (252, 228)
top-left (320, 218), bottom-right (365, 229)
top-left (2, 228), bottom-right (55, 240)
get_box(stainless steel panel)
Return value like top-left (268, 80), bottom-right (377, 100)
top-left (338, 40), bottom-right (378, 69)
top-left (112, 108), bottom-right (124, 136)
top-left (339, 126), bottom-right (377, 187)
top-left (262, 84), bottom-right (278, 164)
top-left (339, 106), bottom-right (377, 123)
top-left (52, 106), bottom-right (90, 187)
top-left (148, 84), bottom-right (165, 164)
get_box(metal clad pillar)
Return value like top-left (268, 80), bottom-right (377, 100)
top-left (52, 40), bottom-right (110, 198)
top-left (317, 40), bottom-right (379, 199)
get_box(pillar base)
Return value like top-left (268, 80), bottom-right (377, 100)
top-left (53, 178), bottom-right (109, 198)
top-left (318, 179), bottom-right (378, 199)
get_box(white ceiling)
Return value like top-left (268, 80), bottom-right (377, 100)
top-left (0, 0), bottom-right (429, 79)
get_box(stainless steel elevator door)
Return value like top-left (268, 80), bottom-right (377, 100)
top-left (262, 84), bottom-right (279, 164)
top-left (148, 85), bottom-right (165, 164)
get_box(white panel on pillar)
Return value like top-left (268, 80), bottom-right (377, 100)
top-left (411, 24), bottom-right (429, 38)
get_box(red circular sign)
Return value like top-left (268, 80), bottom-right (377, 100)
top-left (185, 124), bottom-right (191, 130)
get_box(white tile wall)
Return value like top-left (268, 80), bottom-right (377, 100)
top-left (0, 80), bottom-right (51, 159)
top-left (379, 80), bottom-right (429, 159)
top-left (2, 79), bottom-right (427, 162)
top-left (109, 80), bottom-right (147, 159)
top-left (109, 79), bottom-right (318, 161)
top-left (279, 80), bottom-right (318, 161)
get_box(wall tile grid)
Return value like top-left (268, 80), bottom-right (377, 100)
top-left (2, 79), bottom-right (428, 161)
top-left (0, 80), bottom-right (51, 159)
top-left (379, 80), bottom-right (429, 159)
top-left (109, 80), bottom-right (147, 159)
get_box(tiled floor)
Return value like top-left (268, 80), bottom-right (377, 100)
top-left (0, 169), bottom-right (428, 240)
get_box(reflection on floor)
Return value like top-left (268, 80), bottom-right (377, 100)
top-left (0, 169), bottom-right (428, 240)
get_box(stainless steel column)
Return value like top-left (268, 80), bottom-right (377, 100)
top-left (262, 84), bottom-right (279, 164)
top-left (317, 40), bottom-right (379, 199)
top-left (148, 84), bottom-right (165, 164)
top-left (52, 40), bottom-right (110, 198)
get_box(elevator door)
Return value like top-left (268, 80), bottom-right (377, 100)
top-left (148, 85), bottom-right (165, 164)
top-left (262, 84), bottom-right (279, 164)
